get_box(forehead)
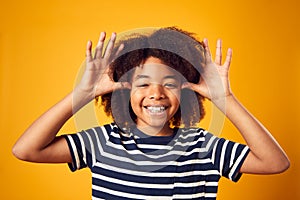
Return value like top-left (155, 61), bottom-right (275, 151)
top-left (132, 63), bottom-right (181, 81)
top-left (133, 57), bottom-right (180, 79)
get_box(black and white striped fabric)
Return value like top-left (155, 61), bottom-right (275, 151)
top-left (64, 123), bottom-right (250, 200)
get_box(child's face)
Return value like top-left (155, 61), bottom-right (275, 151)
top-left (130, 57), bottom-right (182, 130)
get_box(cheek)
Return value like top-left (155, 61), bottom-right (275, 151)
top-left (130, 90), bottom-right (143, 108)
top-left (170, 90), bottom-right (181, 103)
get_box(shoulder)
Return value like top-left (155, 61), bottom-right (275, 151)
top-left (178, 127), bottom-right (216, 141)
top-left (176, 127), bottom-right (219, 152)
top-left (65, 123), bottom-right (118, 144)
top-left (81, 123), bottom-right (120, 135)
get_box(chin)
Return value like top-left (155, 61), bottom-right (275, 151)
top-left (148, 118), bottom-right (170, 128)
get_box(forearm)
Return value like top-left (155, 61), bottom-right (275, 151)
top-left (12, 89), bottom-right (92, 161)
top-left (213, 94), bottom-right (289, 173)
top-left (13, 32), bottom-right (122, 162)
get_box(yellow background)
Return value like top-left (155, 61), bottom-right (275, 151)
top-left (1, 0), bottom-right (299, 199)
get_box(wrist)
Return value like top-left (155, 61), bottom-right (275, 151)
top-left (210, 92), bottom-right (234, 112)
top-left (72, 87), bottom-right (95, 112)
top-left (210, 91), bottom-right (233, 103)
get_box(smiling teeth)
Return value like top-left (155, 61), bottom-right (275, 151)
top-left (147, 106), bottom-right (166, 113)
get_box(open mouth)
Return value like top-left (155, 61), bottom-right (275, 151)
top-left (144, 106), bottom-right (168, 114)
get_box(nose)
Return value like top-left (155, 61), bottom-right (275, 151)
top-left (148, 84), bottom-right (165, 100)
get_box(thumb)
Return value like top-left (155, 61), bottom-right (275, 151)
top-left (182, 82), bottom-right (208, 99)
top-left (181, 82), bottom-right (198, 91)
top-left (113, 82), bottom-right (132, 90)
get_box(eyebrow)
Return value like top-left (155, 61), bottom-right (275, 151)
top-left (134, 74), bottom-right (179, 81)
top-left (134, 75), bottom-right (150, 81)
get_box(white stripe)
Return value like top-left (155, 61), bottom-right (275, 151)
top-left (93, 127), bottom-right (103, 154)
top-left (206, 134), bottom-right (217, 147)
top-left (229, 146), bottom-right (249, 180)
top-left (181, 129), bottom-right (208, 135)
top-left (94, 162), bottom-right (219, 177)
top-left (100, 156), bottom-right (212, 167)
top-left (92, 197), bottom-right (105, 200)
top-left (92, 185), bottom-right (173, 200)
top-left (77, 134), bottom-right (87, 165)
top-left (93, 173), bottom-right (173, 189)
top-left (91, 181), bottom-right (217, 200)
top-left (111, 131), bottom-right (134, 139)
top-left (219, 140), bottom-right (229, 176)
top-left (132, 129), bottom-right (202, 140)
top-left (96, 144), bottom-right (209, 163)
top-left (176, 138), bottom-right (205, 146)
top-left (211, 138), bottom-right (219, 164)
top-left (122, 140), bottom-right (136, 145)
top-left (136, 144), bottom-right (174, 150)
top-left (174, 181), bottom-right (218, 188)
top-left (103, 126), bottom-right (212, 152)
top-left (177, 158), bottom-right (212, 165)
top-left (100, 126), bottom-right (110, 142)
top-left (230, 143), bottom-right (238, 168)
top-left (114, 136), bottom-right (205, 149)
top-left (67, 135), bottom-right (81, 170)
top-left (75, 127), bottom-right (218, 168)
top-left (92, 173), bottom-right (219, 194)
top-left (173, 192), bottom-right (217, 199)
top-left (100, 136), bottom-right (216, 162)
top-left (181, 128), bottom-right (199, 133)
top-left (95, 146), bottom-right (214, 166)
top-left (85, 130), bottom-right (96, 167)
top-left (135, 137), bottom-right (204, 150)
top-left (110, 131), bottom-right (121, 138)
top-left (177, 129), bottom-right (206, 139)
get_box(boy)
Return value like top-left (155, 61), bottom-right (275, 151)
top-left (13, 27), bottom-right (289, 199)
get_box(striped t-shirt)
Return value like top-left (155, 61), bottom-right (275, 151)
top-left (64, 123), bottom-right (250, 200)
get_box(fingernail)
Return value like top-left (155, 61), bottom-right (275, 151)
top-left (111, 32), bottom-right (116, 39)
top-left (100, 32), bottom-right (106, 40)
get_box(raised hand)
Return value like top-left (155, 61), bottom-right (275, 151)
top-left (77, 32), bottom-right (130, 101)
top-left (182, 39), bottom-right (233, 103)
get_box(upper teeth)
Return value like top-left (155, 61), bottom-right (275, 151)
top-left (147, 106), bottom-right (166, 112)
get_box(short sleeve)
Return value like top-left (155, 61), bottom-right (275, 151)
top-left (63, 128), bottom-right (102, 172)
top-left (211, 137), bottom-right (250, 182)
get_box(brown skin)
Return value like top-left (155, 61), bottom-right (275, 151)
top-left (12, 28), bottom-right (289, 175)
top-left (130, 58), bottom-right (182, 136)
top-left (101, 27), bottom-right (206, 129)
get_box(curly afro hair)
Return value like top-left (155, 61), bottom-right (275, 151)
top-left (97, 27), bottom-right (206, 130)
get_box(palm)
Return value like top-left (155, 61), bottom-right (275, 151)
top-left (78, 32), bottom-right (129, 99)
top-left (184, 39), bottom-right (232, 102)
top-left (85, 57), bottom-right (115, 96)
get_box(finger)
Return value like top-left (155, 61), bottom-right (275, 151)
top-left (94, 32), bottom-right (106, 59)
top-left (203, 38), bottom-right (212, 63)
top-left (109, 43), bottom-right (124, 63)
top-left (115, 43), bottom-right (124, 57)
top-left (215, 39), bottom-right (222, 65)
top-left (223, 48), bottom-right (232, 70)
top-left (86, 40), bottom-right (93, 62)
top-left (103, 32), bottom-right (117, 59)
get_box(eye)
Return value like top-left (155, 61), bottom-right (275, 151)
top-left (136, 83), bottom-right (149, 88)
top-left (164, 83), bottom-right (178, 88)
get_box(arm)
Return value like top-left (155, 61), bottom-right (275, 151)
top-left (216, 94), bottom-right (289, 174)
top-left (12, 32), bottom-right (129, 163)
top-left (183, 39), bottom-right (289, 174)
top-left (12, 92), bottom-right (79, 163)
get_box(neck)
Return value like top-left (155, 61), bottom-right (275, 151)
top-left (137, 124), bottom-right (173, 136)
